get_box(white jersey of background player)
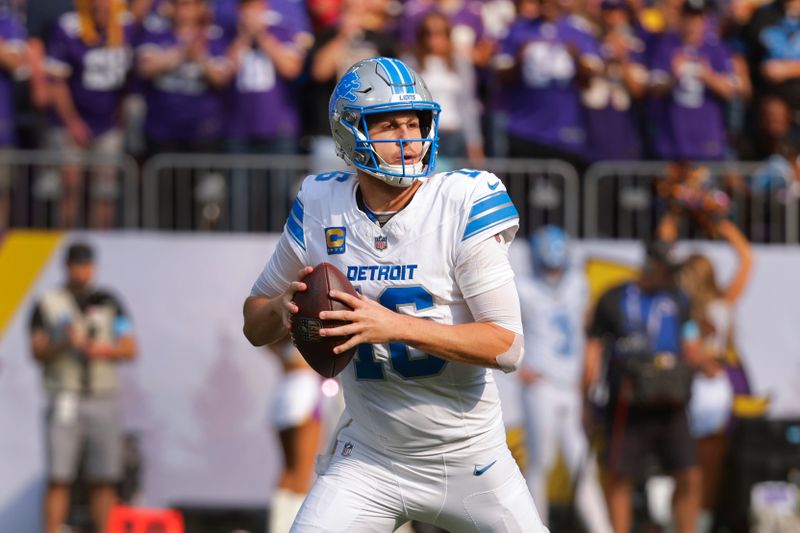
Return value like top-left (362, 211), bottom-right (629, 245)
top-left (244, 57), bottom-right (545, 533)
top-left (516, 226), bottom-right (612, 533)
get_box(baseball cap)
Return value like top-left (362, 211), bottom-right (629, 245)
top-left (65, 242), bottom-right (94, 265)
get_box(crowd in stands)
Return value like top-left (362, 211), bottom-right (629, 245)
top-left (3, 0), bottom-right (800, 161)
top-left (0, 0), bottom-right (799, 229)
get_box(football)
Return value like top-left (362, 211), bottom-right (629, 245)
top-left (290, 263), bottom-right (359, 377)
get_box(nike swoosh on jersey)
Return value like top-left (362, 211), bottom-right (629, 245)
top-left (473, 460), bottom-right (497, 476)
top-left (487, 181), bottom-right (500, 190)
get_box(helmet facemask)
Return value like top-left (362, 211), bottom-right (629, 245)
top-left (349, 109), bottom-right (439, 187)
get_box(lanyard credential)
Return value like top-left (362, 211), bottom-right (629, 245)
top-left (623, 284), bottom-right (668, 352)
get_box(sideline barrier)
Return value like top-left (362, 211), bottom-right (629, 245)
top-left (142, 154), bottom-right (581, 236)
top-left (584, 161), bottom-right (799, 244)
top-left (4, 150), bottom-right (796, 242)
top-left (1, 149), bottom-right (139, 229)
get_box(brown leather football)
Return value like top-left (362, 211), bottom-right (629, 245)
top-left (290, 263), bottom-right (359, 377)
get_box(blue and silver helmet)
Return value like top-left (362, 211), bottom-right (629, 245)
top-left (530, 225), bottom-right (569, 273)
top-left (329, 57), bottom-right (441, 187)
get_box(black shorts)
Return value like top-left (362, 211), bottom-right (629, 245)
top-left (604, 404), bottom-right (697, 480)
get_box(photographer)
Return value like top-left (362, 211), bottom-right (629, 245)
top-left (584, 241), bottom-right (703, 533)
top-left (29, 242), bottom-right (137, 533)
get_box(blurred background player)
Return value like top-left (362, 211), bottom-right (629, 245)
top-left (516, 225), bottom-right (612, 533)
top-left (28, 241), bottom-right (137, 533)
top-left (266, 337), bottom-right (323, 533)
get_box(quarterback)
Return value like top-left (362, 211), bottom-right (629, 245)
top-left (244, 57), bottom-right (545, 532)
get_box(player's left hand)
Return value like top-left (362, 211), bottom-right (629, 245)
top-left (318, 290), bottom-right (407, 354)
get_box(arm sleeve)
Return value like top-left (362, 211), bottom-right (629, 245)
top-left (465, 279), bottom-right (525, 371)
top-left (464, 278), bottom-right (523, 335)
top-left (250, 181), bottom-right (311, 297)
top-left (455, 228), bottom-right (516, 299)
top-left (250, 231), bottom-right (307, 298)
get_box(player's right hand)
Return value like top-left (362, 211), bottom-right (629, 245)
top-left (279, 266), bottom-right (313, 330)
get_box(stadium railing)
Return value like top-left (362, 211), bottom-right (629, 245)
top-left (142, 153), bottom-right (312, 232)
top-left (583, 161), bottom-right (799, 244)
top-left (5, 150), bottom-right (797, 244)
top-left (1, 149), bottom-right (139, 229)
top-left (142, 154), bottom-right (581, 237)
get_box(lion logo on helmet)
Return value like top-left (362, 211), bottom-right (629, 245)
top-left (330, 70), bottom-right (362, 115)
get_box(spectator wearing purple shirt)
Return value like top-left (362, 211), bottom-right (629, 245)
top-left (0, 8), bottom-right (26, 230)
top-left (582, 0), bottom-right (648, 162)
top-left (136, 0), bottom-right (234, 154)
top-left (214, 0), bottom-right (313, 39)
top-left (46, 0), bottom-right (134, 229)
top-left (227, 0), bottom-right (305, 152)
top-left (649, 0), bottom-right (736, 161)
top-left (227, 0), bottom-right (307, 230)
top-left (495, 0), bottom-right (602, 169)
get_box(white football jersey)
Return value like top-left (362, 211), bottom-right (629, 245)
top-left (516, 269), bottom-right (588, 387)
top-left (272, 168), bottom-right (519, 457)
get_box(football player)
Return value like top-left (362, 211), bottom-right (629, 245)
top-left (244, 57), bottom-right (545, 532)
top-left (516, 226), bottom-right (611, 533)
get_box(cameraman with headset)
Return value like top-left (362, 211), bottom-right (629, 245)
top-left (583, 241), bottom-right (703, 533)
top-left (29, 242), bottom-right (137, 533)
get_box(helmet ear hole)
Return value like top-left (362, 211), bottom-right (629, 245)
top-left (343, 110), bottom-right (359, 124)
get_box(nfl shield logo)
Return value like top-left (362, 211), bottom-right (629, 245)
top-left (375, 235), bottom-right (388, 251)
top-left (342, 442), bottom-right (353, 456)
